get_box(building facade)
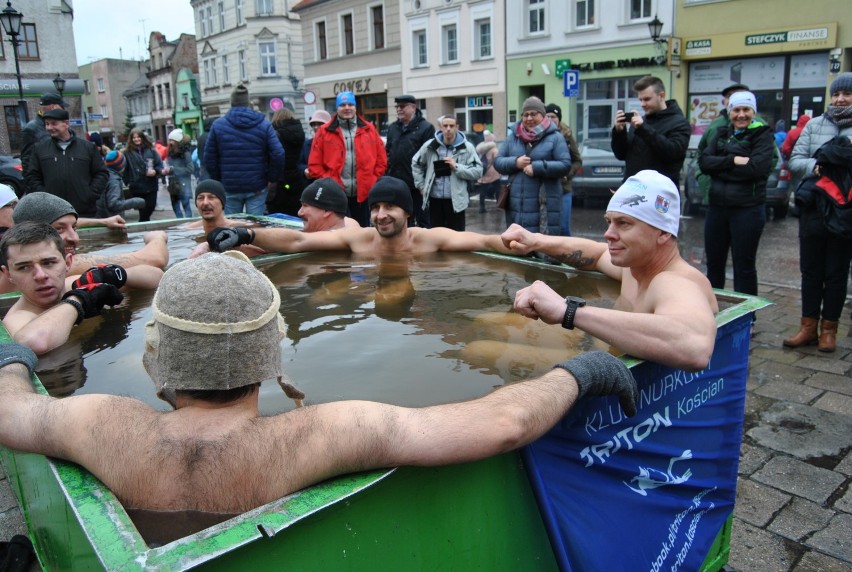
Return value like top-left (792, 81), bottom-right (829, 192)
top-left (190, 0), bottom-right (304, 124)
top-left (401, 0), bottom-right (506, 141)
top-left (148, 32), bottom-right (198, 144)
top-left (0, 0), bottom-right (81, 154)
top-left (122, 74), bottom-right (152, 141)
top-left (505, 0), bottom-right (676, 143)
top-left (293, 0), bottom-right (400, 136)
top-left (673, 0), bottom-right (852, 148)
top-left (80, 58), bottom-right (148, 148)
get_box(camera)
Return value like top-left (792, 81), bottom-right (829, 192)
top-left (623, 111), bottom-right (635, 121)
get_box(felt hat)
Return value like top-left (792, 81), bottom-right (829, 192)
top-left (394, 94), bottom-right (417, 105)
top-left (13, 192), bottom-right (78, 224)
top-left (144, 251), bottom-right (286, 392)
top-left (607, 170), bottom-right (680, 237)
top-left (300, 178), bottom-right (348, 216)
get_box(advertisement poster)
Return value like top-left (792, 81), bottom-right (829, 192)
top-left (523, 316), bottom-right (750, 572)
top-left (688, 94), bottom-right (725, 145)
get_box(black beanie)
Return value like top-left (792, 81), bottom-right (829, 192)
top-left (545, 103), bottom-right (562, 122)
top-left (368, 176), bottom-right (413, 214)
top-left (300, 178), bottom-right (348, 216)
top-left (195, 179), bottom-right (226, 206)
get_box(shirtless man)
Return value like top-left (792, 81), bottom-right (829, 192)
top-left (1, 223), bottom-right (163, 355)
top-left (2, 193), bottom-right (168, 290)
top-left (187, 179), bottom-right (263, 258)
top-left (0, 251), bottom-right (638, 513)
top-left (502, 170), bottom-right (718, 372)
top-left (297, 177), bottom-right (361, 232)
top-left (207, 176), bottom-right (513, 256)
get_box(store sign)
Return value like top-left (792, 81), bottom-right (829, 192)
top-left (333, 78), bottom-right (372, 94)
top-left (467, 95), bottom-right (493, 108)
top-left (745, 27), bottom-right (828, 46)
top-left (685, 39), bottom-right (711, 56)
top-left (573, 57), bottom-right (656, 72)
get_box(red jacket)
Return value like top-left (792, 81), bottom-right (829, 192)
top-left (308, 115), bottom-right (387, 202)
top-left (781, 115), bottom-right (811, 159)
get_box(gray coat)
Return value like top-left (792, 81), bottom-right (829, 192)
top-left (494, 121), bottom-right (570, 234)
top-left (412, 132), bottom-right (481, 214)
top-left (789, 114), bottom-right (852, 180)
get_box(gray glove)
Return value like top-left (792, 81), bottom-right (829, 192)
top-left (207, 227), bottom-right (254, 252)
top-left (0, 342), bottom-right (38, 375)
top-left (554, 351), bottom-right (638, 417)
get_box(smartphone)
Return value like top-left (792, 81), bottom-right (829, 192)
top-left (623, 111), bottom-right (635, 121)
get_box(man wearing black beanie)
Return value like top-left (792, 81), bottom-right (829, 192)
top-left (207, 176), bottom-right (515, 255)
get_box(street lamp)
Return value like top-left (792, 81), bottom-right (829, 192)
top-left (52, 73), bottom-right (66, 97)
top-left (0, 0), bottom-right (28, 124)
top-left (647, 15), bottom-right (667, 65)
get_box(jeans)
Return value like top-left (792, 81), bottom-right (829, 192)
top-left (225, 189), bottom-right (268, 215)
top-left (798, 223), bottom-right (852, 321)
top-left (170, 177), bottom-right (193, 218)
top-left (704, 204), bottom-right (766, 295)
top-left (560, 192), bottom-right (573, 236)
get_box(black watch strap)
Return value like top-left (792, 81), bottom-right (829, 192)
top-left (561, 296), bottom-right (586, 330)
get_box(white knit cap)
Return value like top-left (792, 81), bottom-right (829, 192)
top-left (168, 128), bottom-right (185, 143)
top-left (607, 170), bottom-right (680, 237)
top-left (727, 91), bottom-right (757, 113)
top-left (0, 184), bottom-right (16, 208)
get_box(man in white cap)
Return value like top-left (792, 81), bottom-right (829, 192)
top-left (0, 251), bottom-right (638, 513)
top-left (0, 183), bottom-right (19, 233)
top-left (502, 170), bottom-right (718, 371)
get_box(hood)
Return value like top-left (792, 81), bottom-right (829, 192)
top-left (435, 130), bottom-right (465, 147)
top-left (796, 115), bottom-right (812, 129)
top-left (225, 106), bottom-right (266, 129)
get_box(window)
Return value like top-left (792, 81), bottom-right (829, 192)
top-left (474, 18), bottom-right (491, 59)
top-left (576, 0), bottom-right (595, 27)
top-left (630, 0), bottom-right (651, 20)
top-left (218, 1), bottom-right (225, 31)
top-left (236, 0), bottom-right (244, 24)
top-left (165, 82), bottom-right (171, 107)
top-left (442, 24), bottom-right (458, 64)
top-left (205, 7), bottom-right (214, 35)
top-left (97, 78), bottom-right (105, 92)
top-left (341, 14), bottom-right (354, 56)
top-left (256, 0), bottom-right (272, 16)
top-left (222, 54), bottom-right (230, 84)
top-left (527, 0), bottom-right (545, 35)
top-left (238, 50), bottom-right (247, 80)
top-left (203, 57), bottom-right (218, 86)
top-left (83, 80), bottom-right (90, 94)
top-left (16, 23), bottom-right (38, 59)
top-left (370, 5), bottom-right (385, 50)
top-left (316, 21), bottom-right (327, 60)
top-left (413, 29), bottom-right (427, 67)
top-left (199, 8), bottom-right (207, 37)
top-left (259, 40), bottom-right (277, 76)
top-left (100, 105), bottom-right (109, 119)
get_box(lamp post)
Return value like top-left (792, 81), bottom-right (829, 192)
top-left (647, 15), bottom-right (667, 66)
top-left (0, 0), bottom-right (29, 124)
top-left (52, 73), bottom-right (66, 97)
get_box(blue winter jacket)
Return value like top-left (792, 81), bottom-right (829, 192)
top-left (203, 107), bottom-right (285, 194)
top-left (494, 121), bottom-right (571, 234)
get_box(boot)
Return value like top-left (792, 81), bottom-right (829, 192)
top-left (818, 319), bottom-right (838, 353)
top-left (782, 317), bottom-right (818, 348)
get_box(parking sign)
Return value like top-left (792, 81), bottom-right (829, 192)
top-left (563, 70), bottom-right (579, 98)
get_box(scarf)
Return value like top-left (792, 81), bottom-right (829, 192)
top-left (516, 116), bottom-right (551, 144)
top-left (824, 105), bottom-right (852, 129)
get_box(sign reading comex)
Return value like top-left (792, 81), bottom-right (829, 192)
top-left (563, 70), bottom-right (579, 98)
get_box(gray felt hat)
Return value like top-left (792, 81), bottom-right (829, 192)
top-left (13, 192), bottom-right (78, 225)
top-left (143, 251), bottom-right (286, 392)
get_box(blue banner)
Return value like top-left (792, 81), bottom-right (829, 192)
top-left (523, 314), bottom-right (751, 571)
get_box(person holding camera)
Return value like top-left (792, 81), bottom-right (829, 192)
top-left (611, 76), bottom-right (690, 187)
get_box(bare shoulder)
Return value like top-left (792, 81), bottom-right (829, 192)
top-left (650, 262), bottom-right (718, 313)
top-left (2, 301), bottom-right (39, 336)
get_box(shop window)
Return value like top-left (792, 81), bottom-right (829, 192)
top-left (359, 93), bottom-right (389, 137)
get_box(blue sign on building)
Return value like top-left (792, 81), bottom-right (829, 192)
top-left (563, 70), bottom-right (580, 98)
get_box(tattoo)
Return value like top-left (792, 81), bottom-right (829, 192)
top-left (556, 249), bottom-right (596, 268)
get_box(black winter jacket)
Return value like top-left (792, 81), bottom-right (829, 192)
top-left (611, 100), bottom-right (691, 185)
top-left (698, 121), bottom-right (774, 208)
top-left (24, 133), bottom-right (108, 217)
top-left (385, 112), bottom-right (434, 191)
top-left (273, 118), bottom-right (306, 174)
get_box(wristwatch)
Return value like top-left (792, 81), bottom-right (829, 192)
top-left (561, 296), bottom-right (586, 330)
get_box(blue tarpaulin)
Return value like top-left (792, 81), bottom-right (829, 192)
top-left (523, 314), bottom-right (751, 572)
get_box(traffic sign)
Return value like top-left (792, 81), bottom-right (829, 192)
top-left (563, 70), bottom-right (579, 98)
top-left (88, 113), bottom-right (103, 120)
top-left (69, 119), bottom-right (83, 126)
